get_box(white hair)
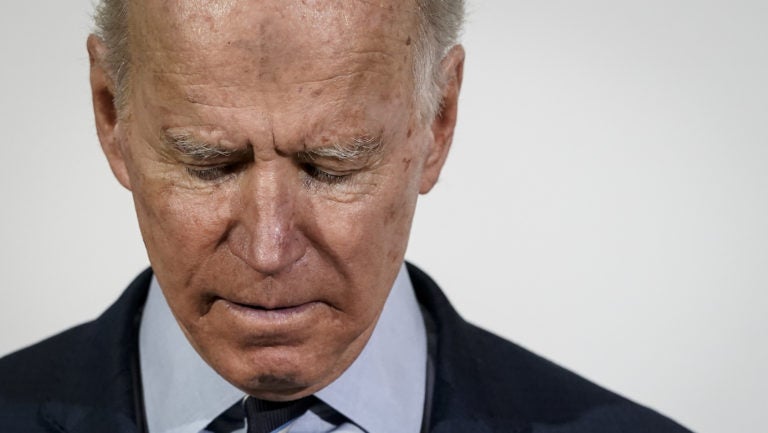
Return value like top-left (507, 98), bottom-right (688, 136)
top-left (93, 0), bottom-right (465, 122)
top-left (413, 0), bottom-right (466, 121)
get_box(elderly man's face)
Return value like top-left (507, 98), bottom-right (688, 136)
top-left (89, 0), bottom-right (462, 399)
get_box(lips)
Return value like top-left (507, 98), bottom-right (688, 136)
top-left (230, 300), bottom-right (301, 311)
top-left (218, 298), bottom-right (323, 326)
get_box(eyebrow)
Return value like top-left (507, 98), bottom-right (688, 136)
top-left (300, 135), bottom-right (384, 162)
top-left (162, 131), bottom-right (249, 161)
top-left (163, 130), bottom-right (384, 162)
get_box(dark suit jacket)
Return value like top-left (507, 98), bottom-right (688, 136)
top-left (0, 264), bottom-right (692, 432)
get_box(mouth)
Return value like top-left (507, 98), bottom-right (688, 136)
top-left (219, 298), bottom-right (322, 325)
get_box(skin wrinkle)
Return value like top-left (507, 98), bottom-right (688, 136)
top-left (143, 63), bottom-right (399, 112)
top-left (90, 0), bottom-right (463, 401)
top-left (158, 56), bottom-right (399, 85)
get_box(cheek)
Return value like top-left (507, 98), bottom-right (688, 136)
top-left (308, 164), bottom-right (420, 269)
top-left (133, 181), bottom-right (235, 276)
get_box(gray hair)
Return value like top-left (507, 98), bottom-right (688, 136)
top-left (413, 0), bottom-right (466, 121)
top-left (93, 0), bottom-right (464, 122)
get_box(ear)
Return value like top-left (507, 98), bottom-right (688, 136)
top-left (88, 34), bottom-right (132, 190)
top-left (419, 44), bottom-right (465, 194)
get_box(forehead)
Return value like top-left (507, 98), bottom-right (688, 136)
top-left (129, 0), bottom-right (417, 79)
top-left (127, 0), bottom-right (419, 138)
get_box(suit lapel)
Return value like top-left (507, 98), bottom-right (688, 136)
top-left (407, 263), bottom-right (530, 433)
top-left (40, 400), bottom-right (139, 433)
top-left (39, 269), bottom-right (152, 433)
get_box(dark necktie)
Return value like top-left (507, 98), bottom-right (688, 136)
top-left (244, 395), bottom-right (317, 433)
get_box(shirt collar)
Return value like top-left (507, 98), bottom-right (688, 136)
top-left (139, 275), bottom-right (243, 433)
top-left (316, 263), bottom-right (427, 433)
top-left (139, 264), bottom-right (427, 433)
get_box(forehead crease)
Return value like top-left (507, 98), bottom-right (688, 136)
top-left (140, 67), bottom-right (398, 116)
top-left (136, 41), bottom-right (408, 114)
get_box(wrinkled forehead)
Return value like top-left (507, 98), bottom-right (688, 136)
top-left (129, 0), bottom-right (419, 76)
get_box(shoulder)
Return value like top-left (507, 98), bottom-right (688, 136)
top-left (406, 263), bottom-right (692, 433)
top-left (0, 322), bottom-right (99, 430)
top-left (454, 322), bottom-right (691, 432)
top-left (0, 269), bottom-right (152, 432)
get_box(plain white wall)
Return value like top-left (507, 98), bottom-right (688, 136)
top-left (1, 1), bottom-right (766, 432)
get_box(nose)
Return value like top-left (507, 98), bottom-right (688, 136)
top-left (228, 163), bottom-right (307, 275)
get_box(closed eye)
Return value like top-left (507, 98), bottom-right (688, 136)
top-left (187, 162), bottom-right (246, 181)
top-left (301, 163), bottom-right (352, 185)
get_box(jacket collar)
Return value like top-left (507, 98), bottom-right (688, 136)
top-left (41, 264), bottom-right (527, 433)
top-left (406, 263), bottom-right (529, 433)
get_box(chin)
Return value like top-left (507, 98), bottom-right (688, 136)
top-left (218, 345), bottom-right (334, 400)
top-left (240, 374), bottom-right (316, 400)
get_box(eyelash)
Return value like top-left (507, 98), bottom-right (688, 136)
top-left (186, 164), bottom-right (242, 181)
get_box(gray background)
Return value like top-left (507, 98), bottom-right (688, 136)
top-left (1, 1), bottom-right (766, 431)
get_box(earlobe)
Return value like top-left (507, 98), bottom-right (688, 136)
top-left (88, 34), bottom-right (132, 190)
top-left (419, 44), bottom-right (465, 194)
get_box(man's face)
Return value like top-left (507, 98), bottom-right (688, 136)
top-left (90, 0), bottom-right (461, 400)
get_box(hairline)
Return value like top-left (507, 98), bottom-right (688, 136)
top-left (93, 0), bottom-right (464, 123)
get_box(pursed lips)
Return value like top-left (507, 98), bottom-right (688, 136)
top-left (218, 297), bottom-right (322, 325)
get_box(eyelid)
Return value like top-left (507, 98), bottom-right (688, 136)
top-left (301, 163), bottom-right (355, 187)
top-left (186, 166), bottom-right (226, 182)
top-left (296, 153), bottom-right (371, 173)
top-left (186, 161), bottom-right (245, 182)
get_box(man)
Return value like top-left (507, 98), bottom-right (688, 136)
top-left (0, 0), bottom-right (691, 432)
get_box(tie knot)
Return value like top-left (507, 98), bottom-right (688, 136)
top-left (244, 395), bottom-right (317, 433)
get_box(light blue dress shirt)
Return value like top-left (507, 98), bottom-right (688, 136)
top-left (139, 264), bottom-right (427, 433)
